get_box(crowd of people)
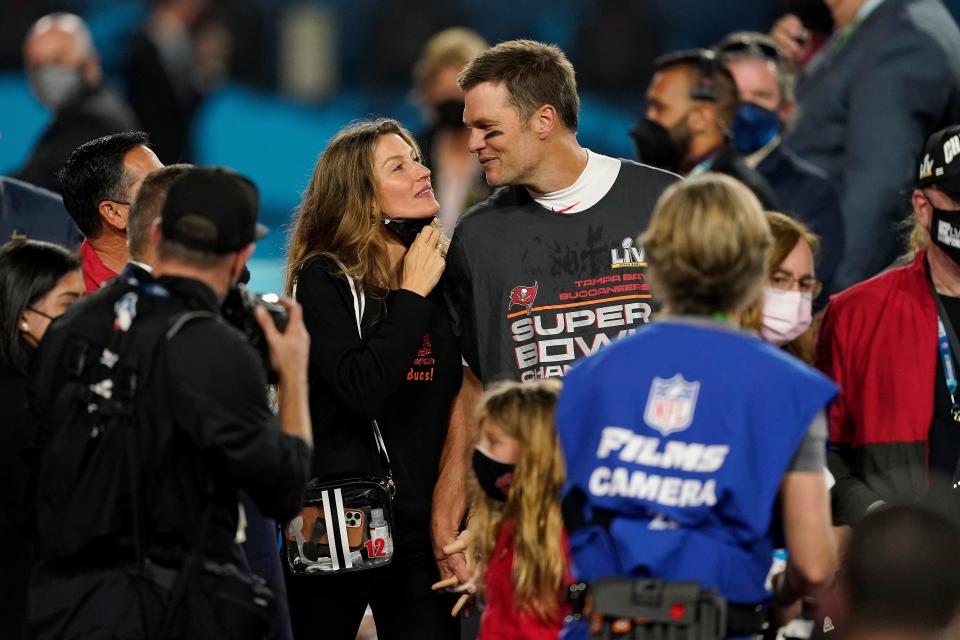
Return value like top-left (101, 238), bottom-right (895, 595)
top-left (4, 2), bottom-right (960, 640)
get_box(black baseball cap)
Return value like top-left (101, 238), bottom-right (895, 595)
top-left (917, 125), bottom-right (960, 198)
top-left (160, 167), bottom-right (268, 253)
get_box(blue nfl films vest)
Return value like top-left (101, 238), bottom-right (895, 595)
top-left (557, 320), bottom-right (837, 606)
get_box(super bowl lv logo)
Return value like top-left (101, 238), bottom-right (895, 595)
top-left (508, 282), bottom-right (538, 312)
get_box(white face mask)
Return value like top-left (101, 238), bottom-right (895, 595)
top-left (761, 287), bottom-right (812, 346)
top-left (29, 64), bottom-right (85, 111)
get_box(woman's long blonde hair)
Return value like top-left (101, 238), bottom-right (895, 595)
top-left (284, 118), bottom-right (421, 298)
top-left (741, 211), bottom-right (820, 363)
top-left (469, 379), bottom-right (566, 622)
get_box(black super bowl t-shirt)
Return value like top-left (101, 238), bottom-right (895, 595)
top-left (445, 159), bottom-right (678, 382)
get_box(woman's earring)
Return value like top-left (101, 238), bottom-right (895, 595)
top-left (20, 321), bottom-right (29, 332)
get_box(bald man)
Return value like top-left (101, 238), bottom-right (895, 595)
top-left (15, 13), bottom-right (138, 193)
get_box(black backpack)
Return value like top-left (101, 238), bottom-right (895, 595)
top-left (30, 278), bottom-right (212, 561)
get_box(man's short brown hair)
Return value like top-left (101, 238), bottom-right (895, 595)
top-left (457, 39), bottom-right (579, 131)
top-left (127, 163), bottom-right (191, 261)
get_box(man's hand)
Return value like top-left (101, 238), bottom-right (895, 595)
top-left (255, 296), bottom-right (309, 385)
top-left (433, 529), bottom-right (473, 586)
top-left (771, 14), bottom-right (813, 69)
top-left (432, 531), bottom-right (476, 617)
top-left (431, 367), bottom-right (480, 585)
top-left (256, 297), bottom-right (312, 446)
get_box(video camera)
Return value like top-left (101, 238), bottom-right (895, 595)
top-left (221, 283), bottom-right (288, 383)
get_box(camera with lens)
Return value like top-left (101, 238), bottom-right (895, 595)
top-left (221, 283), bottom-right (288, 383)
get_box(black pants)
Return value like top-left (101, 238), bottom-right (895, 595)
top-left (285, 530), bottom-right (459, 640)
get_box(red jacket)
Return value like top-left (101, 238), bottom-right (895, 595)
top-left (817, 251), bottom-right (935, 524)
top-left (478, 520), bottom-right (571, 640)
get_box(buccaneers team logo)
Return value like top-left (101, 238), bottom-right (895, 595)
top-left (508, 282), bottom-right (538, 311)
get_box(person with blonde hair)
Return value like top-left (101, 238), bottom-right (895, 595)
top-left (556, 173), bottom-right (837, 638)
top-left (412, 28), bottom-right (491, 230)
top-left (742, 211), bottom-right (822, 364)
top-left (284, 117), bottom-right (461, 639)
top-left (456, 379), bottom-right (571, 639)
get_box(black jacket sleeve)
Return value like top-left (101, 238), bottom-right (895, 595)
top-left (168, 320), bottom-right (311, 520)
top-left (295, 257), bottom-right (434, 419)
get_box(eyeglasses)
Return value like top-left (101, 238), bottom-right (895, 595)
top-left (716, 36), bottom-right (787, 64)
top-left (101, 198), bottom-right (131, 206)
top-left (769, 272), bottom-right (822, 297)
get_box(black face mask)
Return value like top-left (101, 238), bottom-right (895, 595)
top-left (383, 216), bottom-right (434, 247)
top-left (472, 447), bottom-right (515, 502)
top-left (433, 99), bottom-right (465, 131)
top-left (931, 206), bottom-right (960, 264)
top-left (630, 118), bottom-right (683, 173)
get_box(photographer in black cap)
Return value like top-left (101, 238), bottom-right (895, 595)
top-left (26, 166), bottom-right (313, 640)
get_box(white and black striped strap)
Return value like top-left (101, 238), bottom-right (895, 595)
top-left (320, 487), bottom-right (354, 570)
top-left (344, 271), bottom-right (391, 469)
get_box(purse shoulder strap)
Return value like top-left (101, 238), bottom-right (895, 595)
top-left (342, 268), bottom-right (393, 474)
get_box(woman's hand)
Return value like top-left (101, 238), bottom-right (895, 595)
top-left (400, 224), bottom-right (447, 297)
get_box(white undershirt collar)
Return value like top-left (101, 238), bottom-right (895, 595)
top-left (529, 150), bottom-right (621, 214)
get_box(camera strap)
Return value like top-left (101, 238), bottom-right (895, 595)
top-left (345, 274), bottom-right (394, 487)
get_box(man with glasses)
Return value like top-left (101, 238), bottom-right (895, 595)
top-left (818, 125), bottom-right (960, 526)
top-left (718, 32), bottom-right (845, 299)
top-left (58, 131), bottom-right (163, 292)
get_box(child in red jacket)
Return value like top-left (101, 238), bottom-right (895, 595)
top-left (468, 379), bottom-right (572, 640)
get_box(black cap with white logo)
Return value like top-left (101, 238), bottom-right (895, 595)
top-left (917, 125), bottom-right (960, 198)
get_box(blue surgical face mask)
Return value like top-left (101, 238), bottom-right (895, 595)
top-left (731, 102), bottom-right (780, 154)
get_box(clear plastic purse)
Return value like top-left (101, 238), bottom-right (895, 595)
top-left (284, 270), bottom-right (397, 576)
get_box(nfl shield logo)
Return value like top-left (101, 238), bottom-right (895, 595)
top-left (643, 374), bottom-right (701, 436)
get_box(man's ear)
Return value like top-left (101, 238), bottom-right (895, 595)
top-left (533, 104), bottom-right (558, 139)
top-left (98, 200), bottom-right (128, 232)
top-left (914, 189), bottom-right (933, 231)
top-left (231, 244), bottom-right (256, 281)
top-left (778, 100), bottom-right (795, 126)
top-left (149, 218), bottom-right (163, 252)
top-left (687, 104), bottom-right (711, 134)
top-left (82, 55), bottom-right (100, 84)
top-left (239, 243), bottom-right (256, 266)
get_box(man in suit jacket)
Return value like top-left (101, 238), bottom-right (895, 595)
top-left (0, 176), bottom-right (82, 248)
top-left (775, 0), bottom-right (960, 291)
top-left (719, 32), bottom-right (845, 298)
top-left (15, 13), bottom-right (138, 193)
